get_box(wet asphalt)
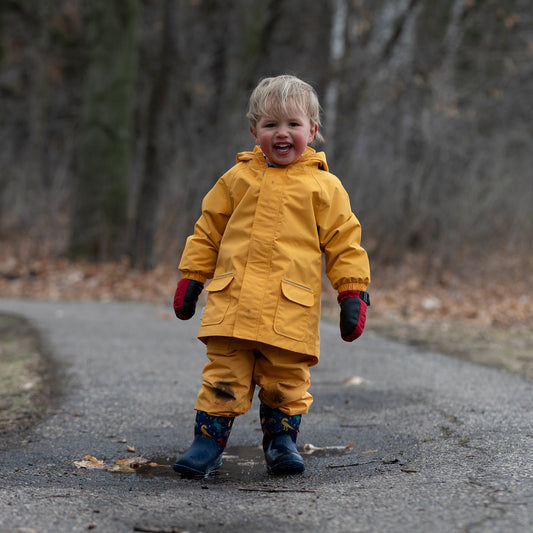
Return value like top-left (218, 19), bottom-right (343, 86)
top-left (0, 298), bottom-right (532, 533)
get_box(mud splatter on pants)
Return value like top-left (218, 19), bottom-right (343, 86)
top-left (194, 336), bottom-right (317, 417)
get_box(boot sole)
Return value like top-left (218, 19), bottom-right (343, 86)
top-left (267, 459), bottom-right (305, 475)
top-left (172, 456), bottom-right (222, 478)
top-left (172, 464), bottom-right (208, 478)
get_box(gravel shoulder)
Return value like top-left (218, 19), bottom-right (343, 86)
top-left (368, 317), bottom-right (533, 379)
top-left (0, 313), bottom-right (54, 440)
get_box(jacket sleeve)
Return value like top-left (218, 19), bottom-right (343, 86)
top-left (317, 179), bottom-right (370, 292)
top-left (178, 177), bottom-right (233, 283)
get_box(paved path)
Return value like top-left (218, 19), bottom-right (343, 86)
top-left (0, 299), bottom-right (532, 533)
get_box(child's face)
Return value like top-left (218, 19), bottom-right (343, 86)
top-left (251, 108), bottom-right (318, 167)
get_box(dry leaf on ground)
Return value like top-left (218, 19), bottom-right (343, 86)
top-left (74, 455), bottom-right (150, 473)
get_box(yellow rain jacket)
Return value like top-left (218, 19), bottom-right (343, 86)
top-left (179, 146), bottom-right (370, 358)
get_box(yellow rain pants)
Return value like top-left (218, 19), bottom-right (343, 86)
top-left (194, 336), bottom-right (318, 417)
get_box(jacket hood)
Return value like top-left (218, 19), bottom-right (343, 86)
top-left (237, 145), bottom-right (329, 172)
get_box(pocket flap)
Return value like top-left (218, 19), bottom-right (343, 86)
top-left (206, 273), bottom-right (234, 292)
top-left (280, 279), bottom-right (314, 307)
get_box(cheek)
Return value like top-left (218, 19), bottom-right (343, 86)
top-left (258, 132), bottom-right (272, 146)
top-left (297, 134), bottom-right (310, 148)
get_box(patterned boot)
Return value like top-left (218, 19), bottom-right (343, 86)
top-left (173, 410), bottom-right (234, 478)
top-left (260, 403), bottom-right (305, 475)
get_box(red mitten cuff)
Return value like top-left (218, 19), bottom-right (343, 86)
top-left (173, 279), bottom-right (204, 320)
top-left (337, 290), bottom-right (370, 342)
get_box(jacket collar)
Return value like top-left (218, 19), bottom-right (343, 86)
top-left (237, 145), bottom-right (329, 172)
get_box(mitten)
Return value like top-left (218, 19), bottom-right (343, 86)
top-left (337, 290), bottom-right (370, 342)
top-left (173, 279), bottom-right (204, 320)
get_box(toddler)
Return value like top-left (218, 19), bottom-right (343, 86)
top-left (172, 75), bottom-right (370, 477)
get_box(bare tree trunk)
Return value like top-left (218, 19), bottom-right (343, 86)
top-left (69, 0), bottom-right (140, 261)
top-left (0, 0), bottom-right (5, 63)
top-left (129, 0), bottom-right (175, 269)
top-left (324, 0), bottom-right (347, 155)
top-left (1, 0), bottom-right (532, 266)
top-left (25, 0), bottom-right (51, 222)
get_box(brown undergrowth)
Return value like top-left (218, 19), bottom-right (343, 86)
top-left (1, 248), bottom-right (532, 379)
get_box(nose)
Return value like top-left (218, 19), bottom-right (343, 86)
top-left (276, 125), bottom-right (289, 138)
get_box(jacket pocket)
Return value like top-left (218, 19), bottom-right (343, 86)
top-left (202, 273), bottom-right (234, 325)
top-left (274, 279), bottom-right (314, 341)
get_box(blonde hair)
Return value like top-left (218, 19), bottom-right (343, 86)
top-left (247, 75), bottom-right (324, 144)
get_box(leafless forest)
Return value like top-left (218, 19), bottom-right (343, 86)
top-left (1, 0), bottom-right (532, 274)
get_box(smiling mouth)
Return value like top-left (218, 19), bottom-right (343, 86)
top-left (274, 143), bottom-right (292, 154)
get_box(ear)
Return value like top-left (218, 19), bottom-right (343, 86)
top-left (250, 126), bottom-right (259, 144)
top-left (308, 123), bottom-right (318, 143)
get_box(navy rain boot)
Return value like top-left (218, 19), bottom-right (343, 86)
top-left (260, 403), bottom-right (305, 475)
top-left (173, 411), bottom-right (234, 478)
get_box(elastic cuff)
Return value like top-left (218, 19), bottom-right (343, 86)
top-left (180, 271), bottom-right (208, 284)
top-left (337, 283), bottom-right (367, 293)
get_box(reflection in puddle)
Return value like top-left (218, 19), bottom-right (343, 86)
top-left (219, 445), bottom-right (265, 478)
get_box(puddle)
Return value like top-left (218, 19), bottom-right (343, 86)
top-left (133, 444), bottom-right (355, 479)
top-left (219, 444), bottom-right (356, 478)
top-left (129, 447), bottom-right (265, 479)
top-left (218, 445), bottom-right (266, 478)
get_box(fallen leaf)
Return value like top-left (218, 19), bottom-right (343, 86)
top-left (126, 445), bottom-right (136, 452)
top-left (113, 456), bottom-right (149, 472)
top-left (344, 376), bottom-right (370, 386)
top-left (74, 455), bottom-right (150, 473)
top-left (74, 455), bottom-right (105, 470)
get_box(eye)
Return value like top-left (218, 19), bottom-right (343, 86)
top-left (289, 121), bottom-right (302, 128)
